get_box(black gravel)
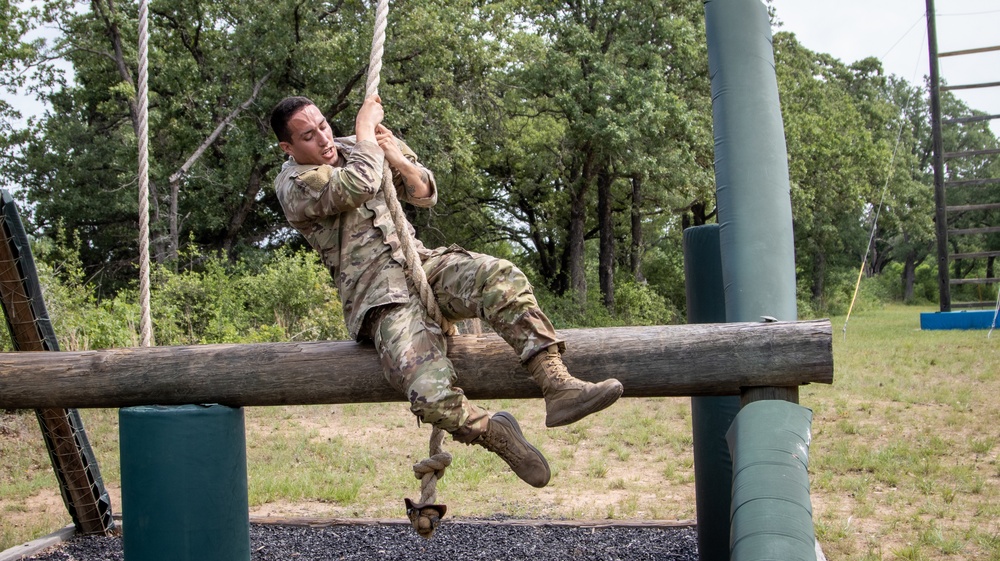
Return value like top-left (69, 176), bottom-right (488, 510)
top-left (25, 521), bottom-right (699, 561)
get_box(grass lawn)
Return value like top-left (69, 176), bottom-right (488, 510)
top-left (2, 304), bottom-right (998, 559)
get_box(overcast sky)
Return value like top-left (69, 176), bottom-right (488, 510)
top-left (769, 0), bottom-right (1000, 136)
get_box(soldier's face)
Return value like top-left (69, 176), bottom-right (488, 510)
top-left (279, 104), bottom-right (340, 166)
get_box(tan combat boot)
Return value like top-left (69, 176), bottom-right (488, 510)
top-left (471, 412), bottom-right (550, 488)
top-left (527, 345), bottom-right (623, 428)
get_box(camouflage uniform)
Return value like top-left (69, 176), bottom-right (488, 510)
top-left (274, 136), bottom-right (563, 442)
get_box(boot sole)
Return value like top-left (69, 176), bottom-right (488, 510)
top-left (494, 411), bottom-right (551, 488)
top-left (545, 381), bottom-right (624, 428)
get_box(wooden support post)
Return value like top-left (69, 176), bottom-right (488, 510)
top-left (740, 385), bottom-right (799, 407)
top-left (0, 196), bottom-right (113, 535)
top-left (0, 320), bottom-right (833, 410)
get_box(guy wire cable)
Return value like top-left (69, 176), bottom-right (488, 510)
top-left (843, 23), bottom-right (928, 340)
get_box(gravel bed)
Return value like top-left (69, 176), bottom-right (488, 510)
top-left (24, 521), bottom-right (699, 561)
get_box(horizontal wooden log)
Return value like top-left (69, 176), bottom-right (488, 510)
top-left (0, 320), bottom-right (833, 410)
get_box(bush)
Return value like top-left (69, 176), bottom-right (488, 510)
top-left (242, 249), bottom-right (348, 342)
top-left (151, 253), bottom-right (252, 345)
top-left (532, 270), bottom-right (679, 329)
top-left (24, 239), bottom-right (349, 350)
top-left (613, 280), bottom-right (679, 326)
top-left (153, 247), bottom-right (349, 345)
top-left (910, 263), bottom-right (939, 304)
top-left (32, 237), bottom-right (140, 350)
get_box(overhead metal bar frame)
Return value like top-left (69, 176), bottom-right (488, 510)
top-left (925, 0), bottom-right (1000, 311)
top-left (939, 44), bottom-right (1000, 57)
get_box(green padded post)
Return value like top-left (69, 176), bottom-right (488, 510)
top-left (727, 401), bottom-right (814, 560)
top-left (684, 224), bottom-right (741, 561)
top-left (704, 0), bottom-right (797, 323)
top-left (120, 405), bottom-right (251, 561)
top-left (703, 0), bottom-right (817, 559)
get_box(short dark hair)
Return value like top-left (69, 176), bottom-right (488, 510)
top-left (270, 96), bottom-right (316, 144)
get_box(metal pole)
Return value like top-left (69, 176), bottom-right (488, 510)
top-left (926, 0), bottom-right (951, 312)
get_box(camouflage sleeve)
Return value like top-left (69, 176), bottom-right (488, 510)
top-left (282, 140), bottom-right (386, 222)
top-left (393, 138), bottom-right (437, 208)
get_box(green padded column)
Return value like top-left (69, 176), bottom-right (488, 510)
top-left (726, 401), bottom-right (814, 560)
top-left (703, 1), bottom-right (816, 560)
top-left (684, 224), bottom-right (741, 561)
top-left (704, 0), bottom-right (797, 323)
top-left (120, 405), bottom-right (250, 561)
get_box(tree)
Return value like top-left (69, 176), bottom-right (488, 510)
top-left (868, 77), bottom-right (935, 302)
top-left (1, 0), bottom-right (65, 185)
top-left (6, 0), bottom-right (511, 289)
top-left (467, 0), bottom-right (711, 312)
top-left (774, 33), bottom-right (895, 311)
top-left (1, 0), bottom-right (33, 148)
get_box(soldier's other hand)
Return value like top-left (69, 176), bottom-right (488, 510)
top-left (376, 125), bottom-right (406, 167)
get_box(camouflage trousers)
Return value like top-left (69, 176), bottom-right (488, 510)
top-left (365, 247), bottom-right (563, 443)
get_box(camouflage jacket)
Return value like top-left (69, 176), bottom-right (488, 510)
top-left (273, 136), bottom-right (437, 340)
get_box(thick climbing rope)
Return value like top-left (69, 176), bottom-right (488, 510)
top-left (137, 0), bottom-right (153, 348)
top-left (366, 0), bottom-right (454, 338)
top-left (366, 0), bottom-right (452, 538)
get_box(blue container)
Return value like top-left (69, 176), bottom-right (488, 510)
top-left (920, 310), bottom-right (999, 330)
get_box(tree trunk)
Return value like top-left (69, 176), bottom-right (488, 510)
top-left (811, 250), bottom-right (826, 305)
top-left (569, 182), bottom-right (589, 307)
top-left (598, 167), bottom-right (615, 312)
top-left (630, 174), bottom-right (644, 283)
top-left (952, 239), bottom-right (963, 280)
top-left (223, 162), bottom-right (274, 254)
top-left (168, 179), bottom-right (179, 260)
top-left (682, 199), bottom-right (715, 230)
top-left (903, 250), bottom-right (917, 302)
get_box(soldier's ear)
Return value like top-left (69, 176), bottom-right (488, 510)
top-left (279, 141), bottom-right (293, 156)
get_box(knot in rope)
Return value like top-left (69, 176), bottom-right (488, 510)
top-left (412, 451), bottom-right (452, 501)
top-left (405, 426), bottom-right (451, 538)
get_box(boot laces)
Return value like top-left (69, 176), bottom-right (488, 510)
top-left (481, 427), bottom-right (522, 467)
top-left (543, 353), bottom-right (575, 384)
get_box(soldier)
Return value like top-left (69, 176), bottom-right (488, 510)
top-left (270, 94), bottom-right (622, 488)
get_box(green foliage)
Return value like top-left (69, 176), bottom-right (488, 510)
top-left (25, 235), bottom-right (347, 350)
top-left (2, 0), bottom-right (997, 330)
top-left (1, 0), bottom-right (58, 157)
top-left (151, 252), bottom-right (253, 345)
top-left (639, 239), bottom-right (688, 313)
top-left (241, 249), bottom-right (349, 342)
top-left (32, 233), bottom-right (140, 350)
top-left (873, 262), bottom-right (939, 305)
top-left (532, 249), bottom-right (678, 329)
top-left (152, 247), bottom-right (348, 346)
top-left (775, 34), bottom-right (897, 309)
top-left (612, 280), bottom-right (678, 326)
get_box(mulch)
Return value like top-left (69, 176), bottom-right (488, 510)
top-left (21, 519), bottom-right (700, 561)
